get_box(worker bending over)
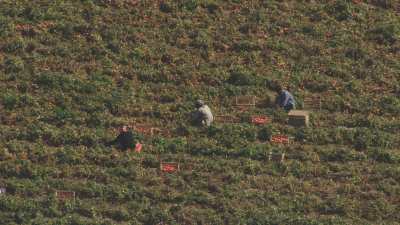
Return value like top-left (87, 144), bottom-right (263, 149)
top-left (107, 125), bottom-right (136, 150)
top-left (275, 85), bottom-right (295, 111)
top-left (193, 100), bottom-right (213, 126)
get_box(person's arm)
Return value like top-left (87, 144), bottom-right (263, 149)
top-left (282, 91), bottom-right (290, 107)
top-left (106, 137), bottom-right (117, 146)
top-left (274, 95), bottom-right (280, 107)
top-left (127, 131), bottom-right (136, 148)
top-left (194, 109), bottom-right (204, 120)
top-left (275, 93), bottom-right (284, 107)
top-left (107, 133), bottom-right (122, 146)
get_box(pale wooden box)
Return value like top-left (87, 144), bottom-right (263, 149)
top-left (288, 110), bottom-right (310, 127)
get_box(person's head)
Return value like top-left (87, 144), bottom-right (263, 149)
top-left (195, 99), bottom-right (205, 108)
top-left (275, 84), bottom-right (284, 94)
top-left (121, 125), bottom-right (129, 132)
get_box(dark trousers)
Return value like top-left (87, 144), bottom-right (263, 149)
top-left (284, 103), bottom-right (294, 111)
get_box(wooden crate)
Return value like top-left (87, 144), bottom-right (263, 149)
top-left (131, 123), bottom-right (170, 137)
top-left (268, 152), bottom-right (285, 163)
top-left (130, 105), bottom-right (154, 117)
top-left (303, 96), bottom-right (321, 110)
top-left (55, 190), bottom-right (75, 201)
top-left (288, 110), bottom-right (310, 127)
top-left (234, 95), bottom-right (256, 106)
top-left (151, 128), bottom-right (171, 137)
top-left (271, 135), bottom-right (291, 145)
top-left (132, 124), bottom-right (153, 135)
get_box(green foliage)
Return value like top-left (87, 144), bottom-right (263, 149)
top-left (181, 0), bottom-right (199, 11)
top-left (0, 15), bottom-right (14, 37)
top-left (380, 95), bottom-right (400, 114)
top-left (369, 22), bottom-right (400, 45)
top-left (326, 1), bottom-right (353, 21)
top-left (258, 126), bottom-right (272, 141)
top-left (0, 0), bottom-right (398, 224)
top-left (370, 0), bottom-right (395, 9)
top-left (159, 2), bottom-right (173, 13)
top-left (3, 38), bottom-right (26, 53)
top-left (227, 67), bottom-right (260, 86)
top-left (1, 93), bottom-right (19, 110)
top-left (104, 208), bottom-right (130, 222)
top-left (4, 57), bottom-right (24, 73)
top-left (203, 0), bottom-right (219, 13)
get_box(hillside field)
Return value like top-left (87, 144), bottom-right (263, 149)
top-left (0, 0), bottom-right (400, 224)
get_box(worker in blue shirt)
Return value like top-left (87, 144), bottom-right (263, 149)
top-left (275, 85), bottom-right (295, 111)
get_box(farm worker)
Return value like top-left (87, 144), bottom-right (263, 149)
top-left (275, 85), bottom-right (295, 111)
top-left (194, 99), bottom-right (213, 126)
top-left (107, 125), bottom-right (136, 150)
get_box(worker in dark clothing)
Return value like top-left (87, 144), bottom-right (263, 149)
top-left (107, 125), bottom-right (135, 150)
top-left (275, 85), bottom-right (295, 111)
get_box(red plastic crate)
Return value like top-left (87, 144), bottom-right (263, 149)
top-left (135, 143), bottom-right (143, 153)
top-left (271, 135), bottom-right (290, 144)
top-left (160, 162), bottom-right (179, 173)
top-left (251, 116), bottom-right (270, 125)
top-left (55, 190), bottom-right (75, 201)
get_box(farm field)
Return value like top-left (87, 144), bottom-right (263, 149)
top-left (0, 0), bottom-right (399, 224)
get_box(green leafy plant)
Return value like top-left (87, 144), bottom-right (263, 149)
top-left (0, 1), bottom-right (398, 224)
